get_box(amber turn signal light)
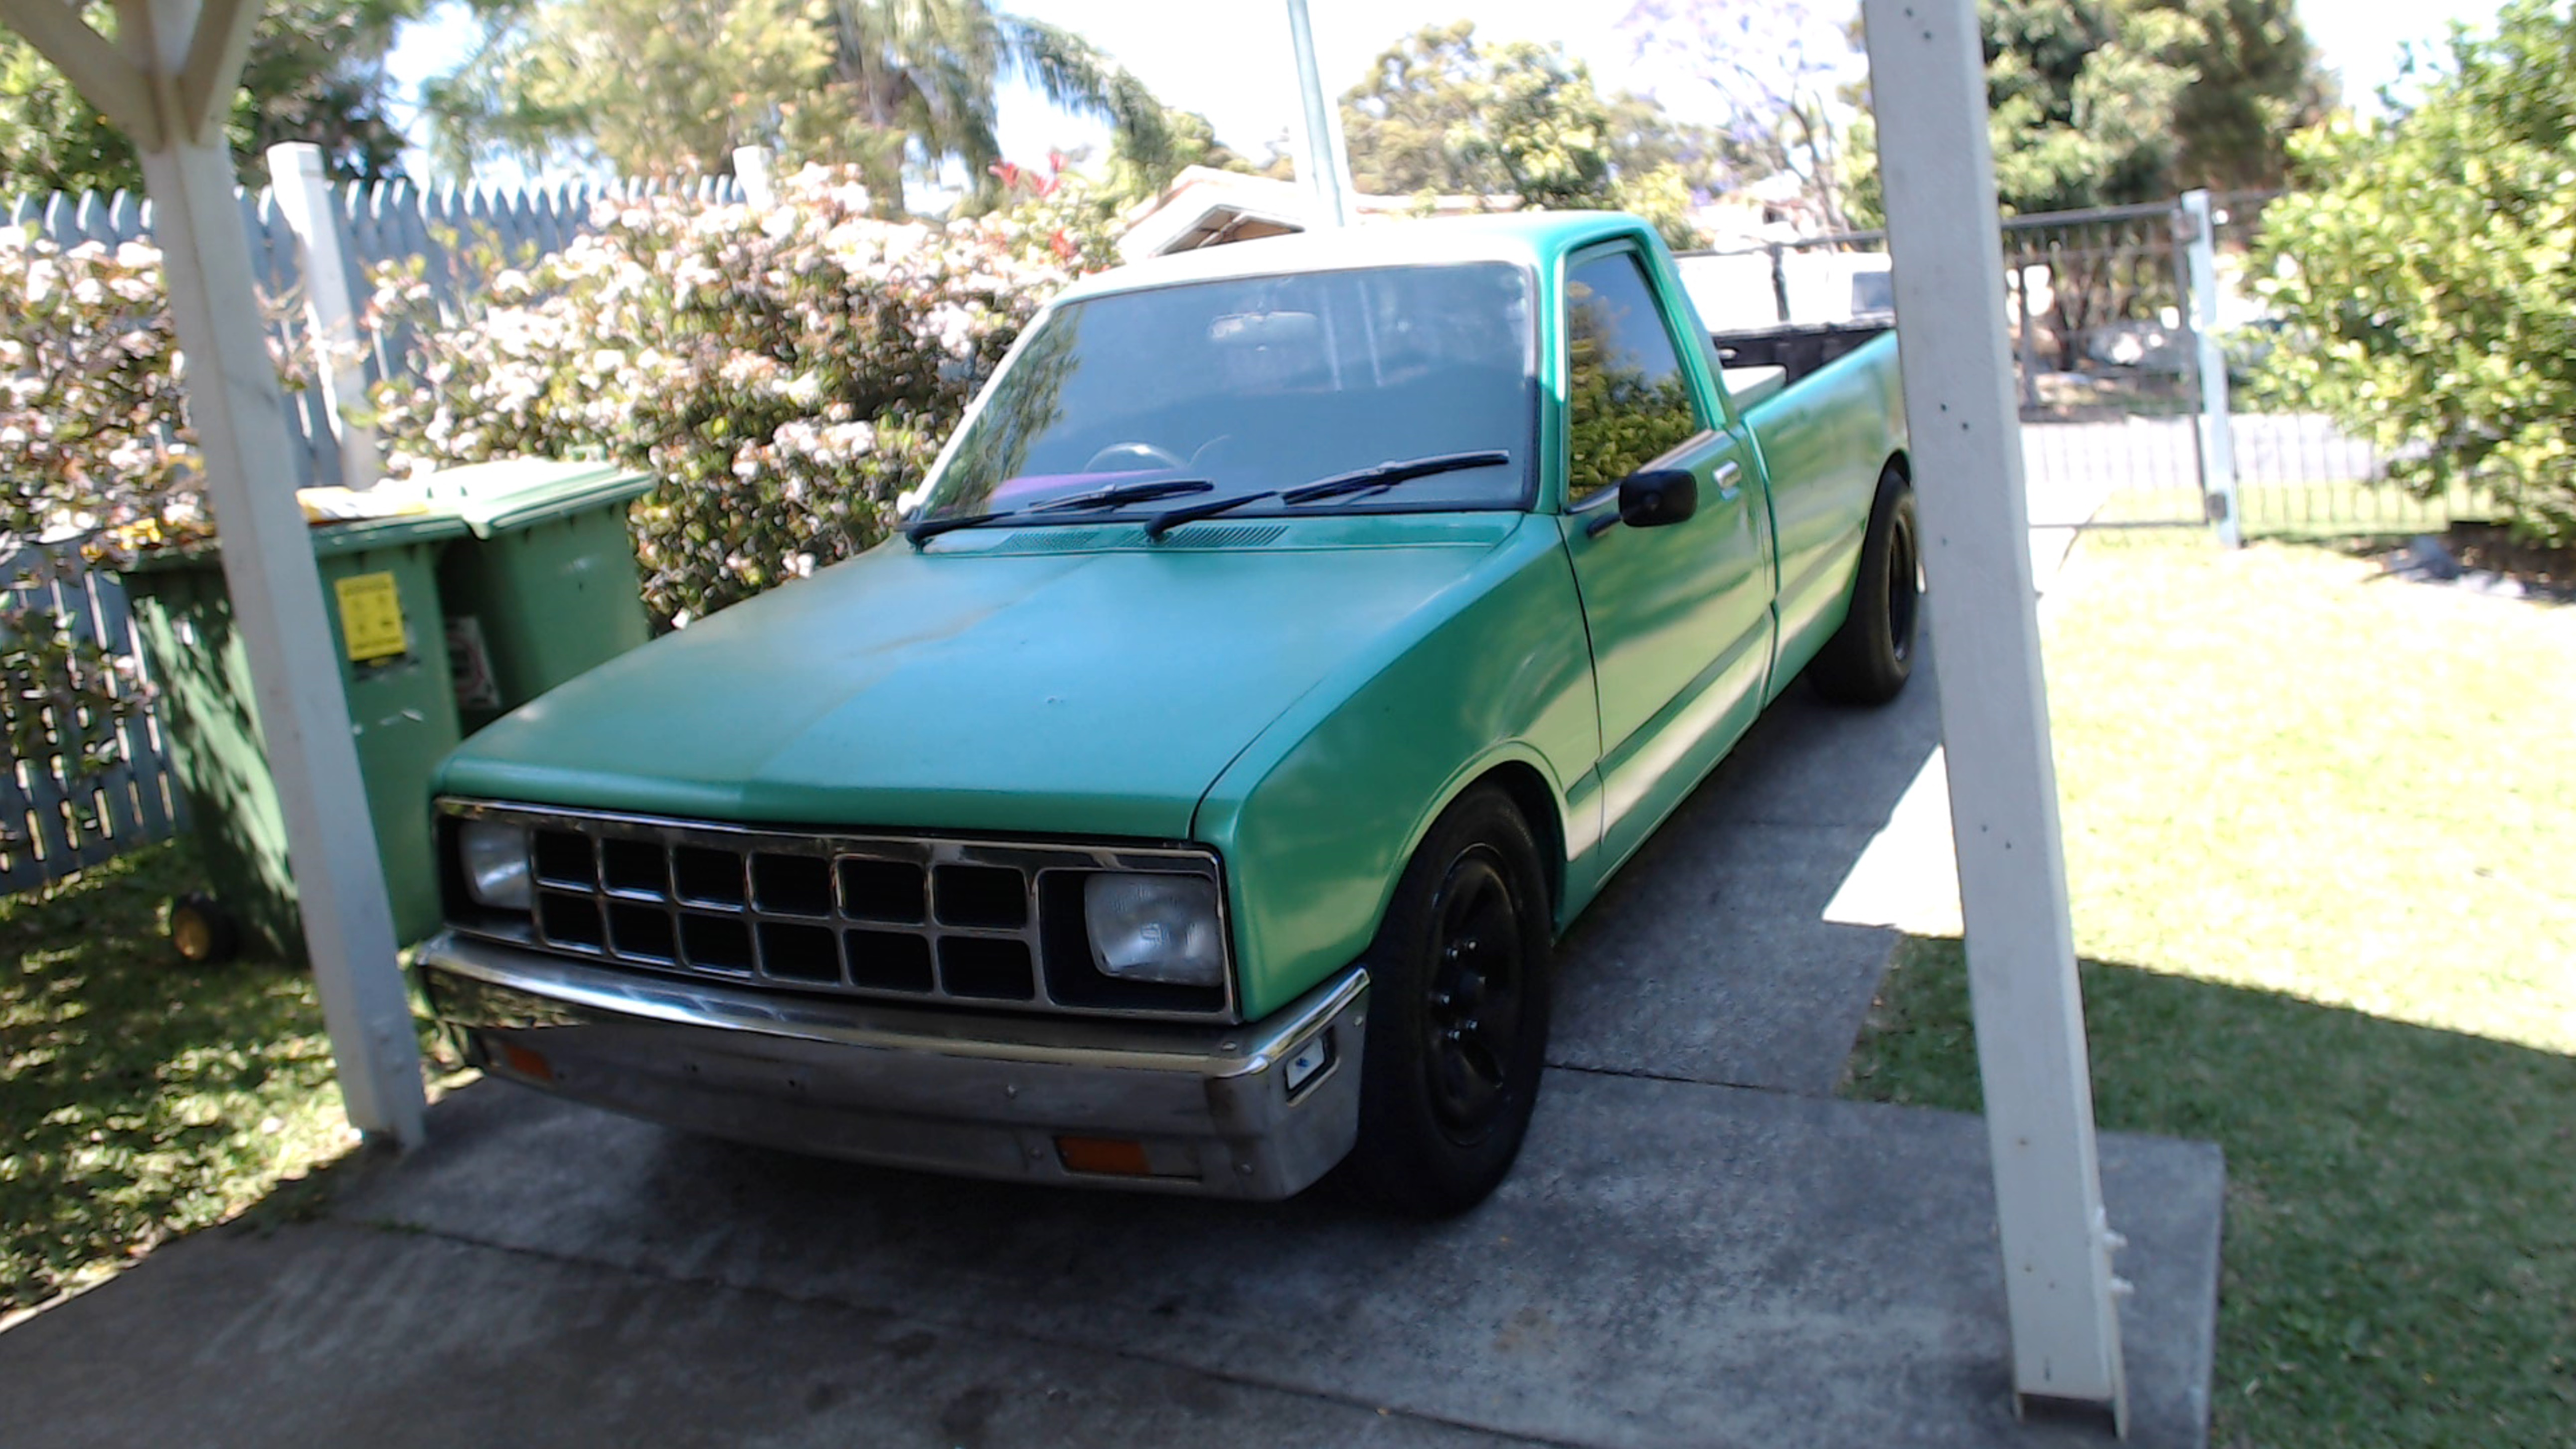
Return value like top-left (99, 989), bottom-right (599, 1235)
top-left (498, 1040), bottom-right (555, 1082)
top-left (1053, 1135), bottom-right (1152, 1176)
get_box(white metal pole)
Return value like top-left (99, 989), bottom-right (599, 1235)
top-left (127, 0), bottom-right (427, 1147)
top-left (2181, 189), bottom-right (2242, 547)
top-left (266, 142), bottom-right (379, 490)
top-left (1284, 0), bottom-right (1353, 228)
top-left (1860, 0), bottom-right (2128, 1430)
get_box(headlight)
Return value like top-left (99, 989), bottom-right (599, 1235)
top-left (458, 819), bottom-right (533, 910)
top-left (1083, 873), bottom-right (1225, 988)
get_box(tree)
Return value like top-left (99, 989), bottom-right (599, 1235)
top-left (1975, 0), bottom-right (2201, 216)
top-left (2, 0), bottom-right (422, 195)
top-left (2167, 0), bottom-right (2335, 194)
top-left (430, 0), bottom-right (1171, 216)
top-left (1337, 21), bottom-right (1711, 246)
top-left (1617, 0), bottom-right (1863, 232)
top-left (423, 0), bottom-right (833, 179)
top-left (2250, 1), bottom-right (2576, 544)
top-left (1835, 0), bottom-right (2330, 223)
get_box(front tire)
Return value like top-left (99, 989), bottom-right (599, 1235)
top-left (1810, 468), bottom-right (1921, 706)
top-left (1337, 786), bottom-right (1553, 1217)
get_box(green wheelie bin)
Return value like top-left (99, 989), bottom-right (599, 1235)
top-left (407, 458), bottom-right (657, 734)
top-left (123, 458), bottom-right (657, 963)
top-left (124, 511), bottom-right (472, 962)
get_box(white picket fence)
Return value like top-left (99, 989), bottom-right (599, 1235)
top-left (2, 165), bottom-right (744, 894)
top-left (0, 547), bottom-right (184, 896)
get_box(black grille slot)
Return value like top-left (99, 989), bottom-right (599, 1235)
top-left (602, 838), bottom-right (667, 895)
top-left (539, 892), bottom-right (604, 948)
top-left (608, 903), bottom-right (676, 961)
top-left (532, 830), bottom-right (596, 888)
top-left (845, 930), bottom-right (935, 992)
top-left (935, 864), bottom-right (1027, 928)
top-left (680, 913), bottom-right (753, 972)
top-left (758, 921), bottom-right (842, 982)
top-left (672, 846), bottom-right (746, 906)
top-left (753, 853), bottom-right (832, 916)
top-left (940, 937), bottom-right (1035, 999)
top-left (838, 858), bottom-right (926, 922)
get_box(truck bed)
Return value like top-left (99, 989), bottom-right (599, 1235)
top-left (1713, 322), bottom-right (1896, 390)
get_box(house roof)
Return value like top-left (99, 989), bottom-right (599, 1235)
top-left (1111, 165), bottom-right (1506, 263)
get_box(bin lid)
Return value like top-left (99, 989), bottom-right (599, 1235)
top-left (392, 458), bottom-right (656, 537)
top-left (120, 508), bottom-right (469, 574)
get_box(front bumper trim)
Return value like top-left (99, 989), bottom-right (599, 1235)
top-left (418, 933), bottom-right (1368, 1200)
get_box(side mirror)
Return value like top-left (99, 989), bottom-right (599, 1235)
top-left (1591, 468), bottom-right (1698, 535)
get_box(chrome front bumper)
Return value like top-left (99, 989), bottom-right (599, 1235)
top-left (417, 933), bottom-right (1369, 1200)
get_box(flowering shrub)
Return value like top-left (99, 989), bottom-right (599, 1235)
top-left (982, 155), bottom-right (1127, 274)
top-left (1, 228), bottom-right (199, 789)
top-left (369, 164), bottom-right (1092, 625)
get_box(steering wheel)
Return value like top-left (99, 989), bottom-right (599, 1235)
top-left (1084, 441), bottom-right (1189, 472)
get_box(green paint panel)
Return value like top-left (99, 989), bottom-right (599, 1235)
top-left (437, 513), bottom-right (1528, 843)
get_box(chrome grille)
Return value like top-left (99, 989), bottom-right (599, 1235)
top-left (446, 802), bottom-right (1234, 1020)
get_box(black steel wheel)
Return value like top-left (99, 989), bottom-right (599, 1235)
top-left (1337, 786), bottom-right (1553, 1216)
top-left (1810, 466), bottom-right (1921, 706)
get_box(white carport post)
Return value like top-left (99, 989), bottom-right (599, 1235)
top-left (0, 0), bottom-right (426, 1147)
top-left (1861, 0), bottom-right (2128, 1431)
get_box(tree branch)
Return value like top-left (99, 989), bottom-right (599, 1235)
top-left (0, 0), bottom-right (161, 146)
top-left (177, 0), bottom-right (262, 143)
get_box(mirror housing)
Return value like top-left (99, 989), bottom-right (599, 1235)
top-left (1590, 468), bottom-right (1698, 535)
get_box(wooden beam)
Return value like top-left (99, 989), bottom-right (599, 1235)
top-left (175, 0), bottom-right (255, 143)
top-left (138, 119), bottom-right (427, 1151)
top-left (0, 0), bottom-right (161, 146)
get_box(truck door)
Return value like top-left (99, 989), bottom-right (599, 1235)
top-left (1558, 244), bottom-right (1776, 859)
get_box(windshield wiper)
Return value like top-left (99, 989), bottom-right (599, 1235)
top-left (1287, 450), bottom-right (1512, 504)
top-left (1030, 478), bottom-right (1214, 512)
top-left (1140, 451), bottom-right (1512, 538)
top-left (907, 478), bottom-right (1213, 548)
top-left (1144, 489), bottom-right (1278, 538)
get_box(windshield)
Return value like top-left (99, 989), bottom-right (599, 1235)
top-left (914, 262), bottom-right (1536, 522)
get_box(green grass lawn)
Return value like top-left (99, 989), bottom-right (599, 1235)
top-left (1, 844), bottom-right (368, 1315)
top-left (1845, 533), bottom-right (2576, 1447)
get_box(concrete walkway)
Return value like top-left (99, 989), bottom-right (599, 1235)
top-left (0, 557), bottom-right (2225, 1448)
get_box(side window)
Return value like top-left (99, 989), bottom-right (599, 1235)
top-left (1564, 252), bottom-right (1705, 503)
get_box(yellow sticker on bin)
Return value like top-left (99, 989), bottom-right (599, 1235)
top-left (334, 571), bottom-right (408, 662)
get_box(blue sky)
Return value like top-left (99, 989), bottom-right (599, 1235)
top-left (386, 0), bottom-right (2517, 192)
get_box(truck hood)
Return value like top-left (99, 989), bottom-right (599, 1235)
top-left (438, 519), bottom-right (1518, 839)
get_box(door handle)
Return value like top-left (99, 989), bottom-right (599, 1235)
top-left (1712, 460), bottom-right (1744, 501)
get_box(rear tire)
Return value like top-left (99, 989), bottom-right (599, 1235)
top-left (1810, 468), bottom-right (1921, 706)
top-left (1336, 786), bottom-right (1553, 1217)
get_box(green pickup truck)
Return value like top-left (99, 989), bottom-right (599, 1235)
top-left (418, 211), bottom-right (1916, 1214)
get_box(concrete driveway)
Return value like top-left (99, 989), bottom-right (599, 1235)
top-left (0, 640), bottom-right (2224, 1449)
